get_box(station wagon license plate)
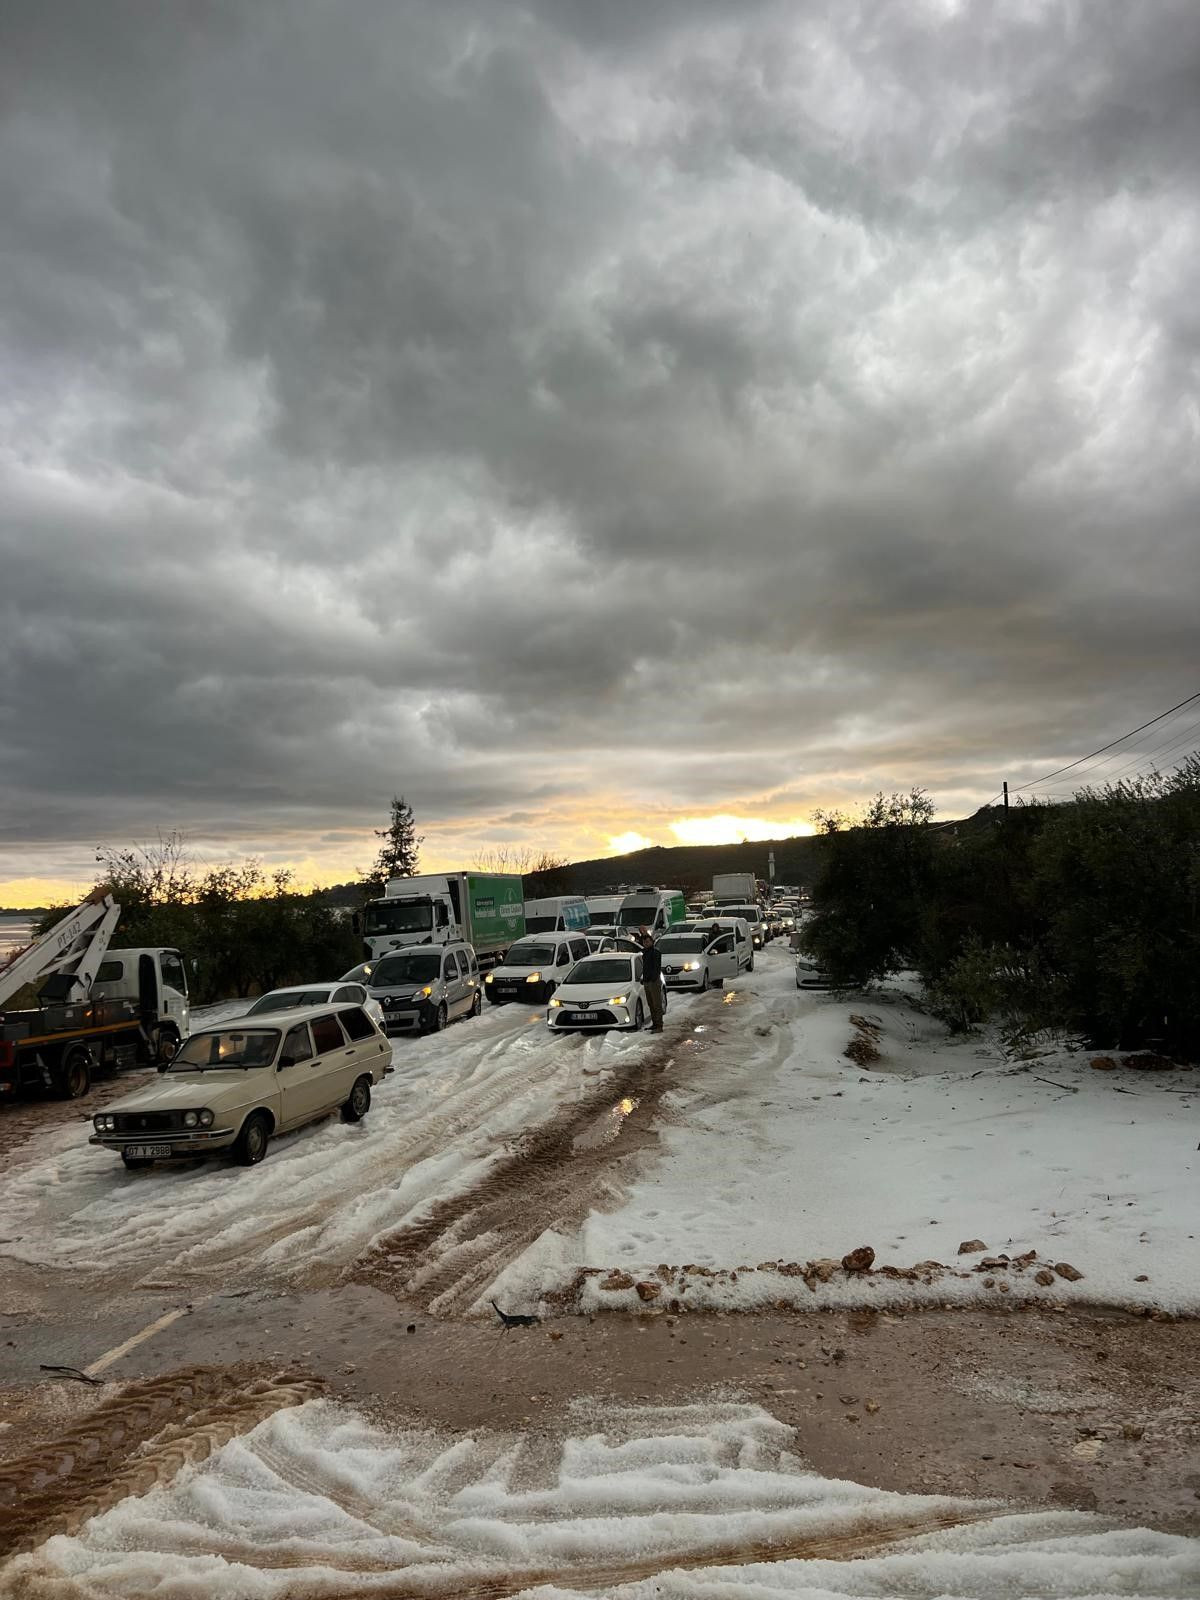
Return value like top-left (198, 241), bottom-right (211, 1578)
top-left (123, 1143), bottom-right (171, 1159)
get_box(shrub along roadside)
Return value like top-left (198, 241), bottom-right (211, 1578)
top-left (35, 835), bottom-right (362, 1004)
top-left (802, 759), bottom-right (1200, 1059)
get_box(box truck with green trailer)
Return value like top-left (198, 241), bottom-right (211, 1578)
top-left (361, 873), bottom-right (524, 966)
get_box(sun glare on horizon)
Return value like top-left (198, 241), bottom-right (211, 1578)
top-left (669, 815), bottom-right (817, 847)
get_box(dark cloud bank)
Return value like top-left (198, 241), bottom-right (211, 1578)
top-left (2, 0), bottom-right (1198, 880)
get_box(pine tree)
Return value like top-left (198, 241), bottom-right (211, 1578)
top-left (366, 796), bottom-right (422, 890)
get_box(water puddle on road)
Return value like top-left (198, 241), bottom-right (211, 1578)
top-left (571, 1096), bottom-right (639, 1153)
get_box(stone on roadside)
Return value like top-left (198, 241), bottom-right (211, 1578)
top-left (635, 1280), bottom-right (661, 1302)
top-left (1090, 1056), bottom-right (1117, 1071)
top-left (602, 1271), bottom-right (635, 1291)
top-left (1054, 1261), bottom-right (1084, 1282)
top-left (841, 1246), bottom-right (875, 1273)
top-left (1035, 1268), bottom-right (1056, 1286)
top-left (958, 1239), bottom-right (987, 1255)
top-left (812, 1258), bottom-right (840, 1282)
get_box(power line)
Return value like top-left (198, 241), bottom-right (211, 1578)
top-left (1008, 688), bottom-right (1200, 796)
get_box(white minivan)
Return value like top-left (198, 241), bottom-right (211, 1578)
top-left (483, 931), bottom-right (594, 1005)
top-left (661, 918), bottom-right (754, 989)
top-left (615, 887), bottom-right (687, 939)
top-left (523, 895), bottom-right (590, 934)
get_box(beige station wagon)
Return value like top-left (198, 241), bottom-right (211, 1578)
top-left (89, 1003), bottom-right (391, 1170)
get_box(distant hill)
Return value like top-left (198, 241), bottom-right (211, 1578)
top-left (555, 835), bottom-right (830, 897)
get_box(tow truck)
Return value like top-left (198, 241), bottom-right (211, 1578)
top-left (0, 890), bottom-right (191, 1101)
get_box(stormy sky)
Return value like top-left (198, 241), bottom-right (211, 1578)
top-left (2, 0), bottom-right (1198, 897)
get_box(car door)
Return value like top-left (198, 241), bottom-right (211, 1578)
top-left (444, 950), bottom-right (468, 1017)
top-left (275, 1021), bottom-right (327, 1129)
top-left (553, 941), bottom-right (573, 988)
top-left (308, 1012), bottom-right (355, 1114)
top-left (339, 1005), bottom-right (388, 1078)
top-left (706, 934), bottom-right (738, 981)
top-left (735, 927), bottom-right (752, 969)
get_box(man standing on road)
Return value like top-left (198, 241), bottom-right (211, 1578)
top-left (639, 927), bottom-right (664, 1032)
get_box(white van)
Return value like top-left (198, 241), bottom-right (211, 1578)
top-left (657, 919), bottom-right (752, 990)
top-left (483, 930), bottom-right (594, 1005)
top-left (523, 895), bottom-right (590, 935)
top-left (615, 887), bottom-right (687, 939)
top-left (584, 895), bottom-right (623, 933)
top-left (709, 902), bottom-right (767, 950)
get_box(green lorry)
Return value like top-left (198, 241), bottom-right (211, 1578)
top-left (361, 872), bottom-right (525, 966)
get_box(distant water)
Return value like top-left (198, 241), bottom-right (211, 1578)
top-left (0, 916), bottom-right (36, 963)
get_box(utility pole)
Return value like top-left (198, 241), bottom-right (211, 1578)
top-left (1002, 781), bottom-right (1009, 815)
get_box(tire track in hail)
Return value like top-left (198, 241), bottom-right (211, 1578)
top-left (351, 1007), bottom-right (740, 1317)
top-left (0, 1364), bottom-right (323, 1562)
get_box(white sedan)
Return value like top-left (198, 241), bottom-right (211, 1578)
top-left (546, 952), bottom-right (649, 1033)
top-left (244, 981), bottom-right (386, 1031)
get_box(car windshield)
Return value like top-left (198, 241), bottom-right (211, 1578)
top-left (723, 906), bottom-right (759, 922)
top-left (505, 943), bottom-right (556, 966)
top-left (369, 952), bottom-right (442, 986)
top-left (245, 989), bottom-right (332, 1014)
top-left (616, 907), bottom-right (656, 928)
top-left (362, 900), bottom-right (432, 935)
top-left (169, 1028), bottom-right (280, 1070)
top-left (658, 935), bottom-right (707, 952)
top-left (523, 916), bottom-right (558, 933)
top-left (568, 958), bottom-right (633, 985)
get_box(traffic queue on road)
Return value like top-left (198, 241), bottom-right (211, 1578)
top-left (1, 875), bottom-right (818, 1176)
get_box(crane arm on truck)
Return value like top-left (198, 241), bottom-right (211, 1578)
top-left (0, 890), bottom-right (122, 1011)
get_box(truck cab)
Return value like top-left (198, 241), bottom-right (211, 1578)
top-left (91, 948), bottom-right (191, 1041)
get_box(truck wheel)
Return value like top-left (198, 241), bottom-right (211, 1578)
top-left (56, 1048), bottom-right (92, 1101)
top-left (341, 1076), bottom-right (372, 1123)
top-left (152, 1024), bottom-right (180, 1068)
top-left (233, 1112), bottom-right (270, 1166)
top-left (471, 989), bottom-right (482, 1017)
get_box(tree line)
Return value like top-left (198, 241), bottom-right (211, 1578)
top-left (29, 795), bottom-right (571, 1004)
top-left (802, 759), bottom-right (1200, 1058)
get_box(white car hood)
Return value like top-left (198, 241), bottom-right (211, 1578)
top-left (555, 979), bottom-right (636, 1004)
top-left (490, 962), bottom-right (546, 980)
top-left (104, 1071), bottom-right (272, 1113)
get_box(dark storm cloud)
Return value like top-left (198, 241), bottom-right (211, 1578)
top-left (2, 0), bottom-right (1199, 881)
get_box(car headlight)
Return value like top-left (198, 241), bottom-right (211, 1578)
top-left (418, 985), bottom-right (433, 998)
top-left (548, 997), bottom-right (562, 1008)
top-left (682, 961), bottom-right (700, 971)
top-left (484, 972), bottom-right (494, 983)
top-left (93, 1114), bottom-right (113, 1131)
top-left (199, 1109), bottom-right (215, 1128)
top-left (183, 1110), bottom-right (198, 1128)
top-left (525, 972), bottom-right (542, 983)
top-left (609, 994), bottom-right (628, 1005)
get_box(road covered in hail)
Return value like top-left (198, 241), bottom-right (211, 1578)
top-left (2, 942), bottom-right (1198, 1594)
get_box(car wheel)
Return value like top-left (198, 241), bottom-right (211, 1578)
top-left (432, 1002), bottom-right (448, 1033)
top-left (471, 989), bottom-right (482, 1017)
top-left (698, 970), bottom-right (708, 992)
top-left (233, 1112), bottom-right (271, 1166)
top-left (747, 954), bottom-right (755, 972)
top-left (341, 1075), bottom-right (372, 1123)
top-left (56, 1047), bottom-right (91, 1101)
top-left (633, 1000), bottom-right (645, 1031)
